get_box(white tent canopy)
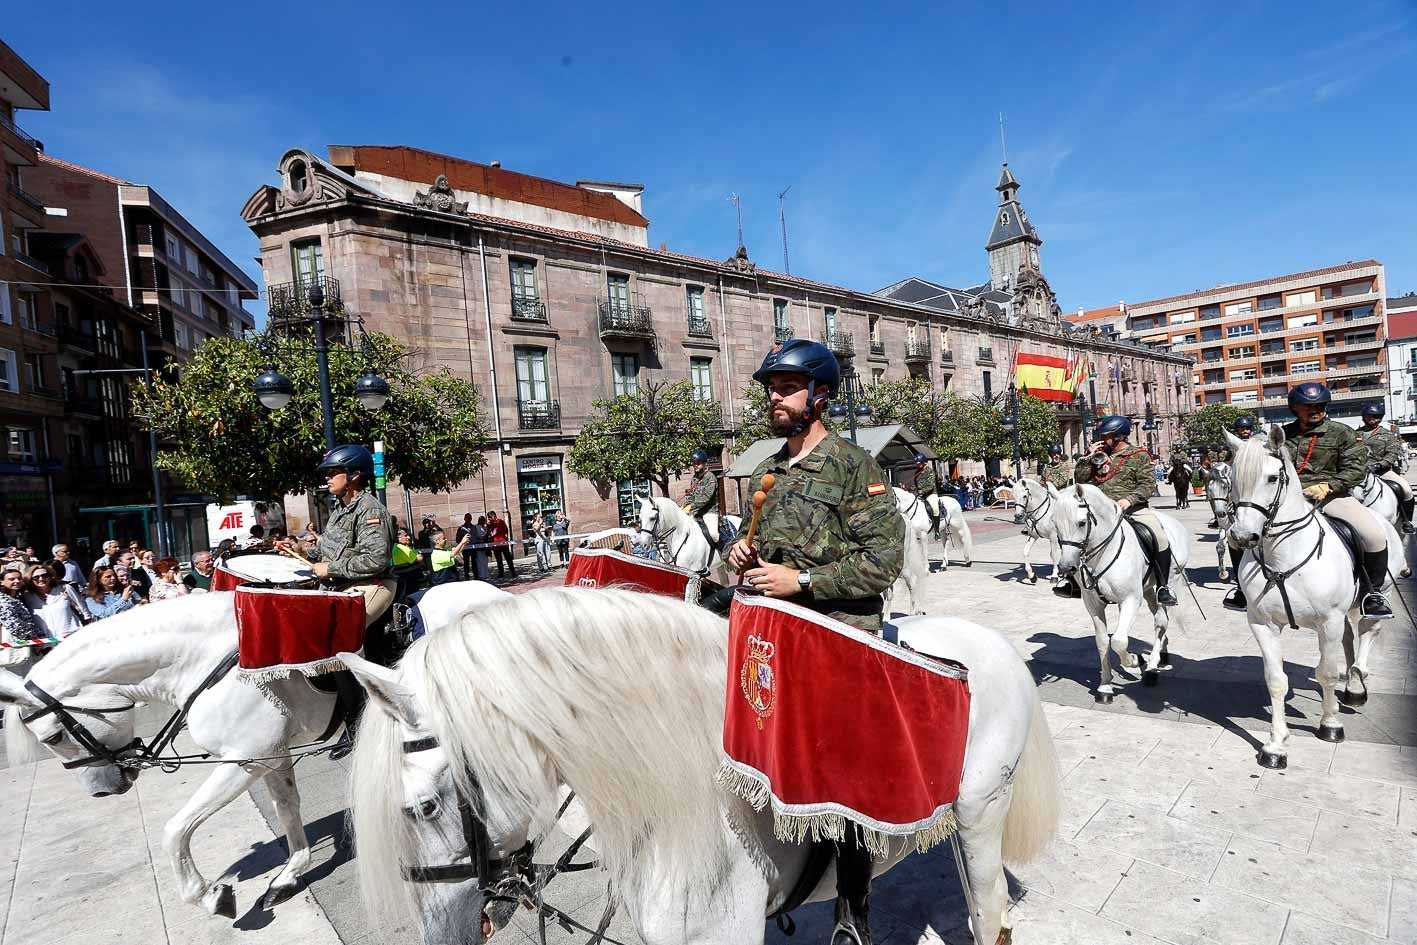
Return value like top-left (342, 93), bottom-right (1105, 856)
top-left (723, 424), bottom-right (937, 479)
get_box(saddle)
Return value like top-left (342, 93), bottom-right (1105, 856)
top-left (1318, 512), bottom-right (1363, 585)
top-left (1127, 517), bottom-right (1164, 588)
top-left (1379, 476), bottom-right (1404, 503)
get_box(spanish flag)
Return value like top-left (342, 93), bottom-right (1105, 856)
top-left (1014, 353), bottom-right (1074, 402)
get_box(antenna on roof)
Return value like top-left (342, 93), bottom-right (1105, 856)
top-left (999, 112), bottom-right (1008, 163)
top-left (727, 193), bottom-right (744, 249)
top-left (778, 186), bottom-right (792, 275)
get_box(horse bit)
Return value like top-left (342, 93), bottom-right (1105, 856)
top-left (399, 735), bottom-right (627, 945)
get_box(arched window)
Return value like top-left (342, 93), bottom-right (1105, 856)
top-left (288, 160), bottom-right (308, 193)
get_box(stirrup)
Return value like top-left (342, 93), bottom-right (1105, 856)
top-left (1156, 585), bottom-right (1178, 606)
top-left (1360, 593), bottom-right (1395, 620)
top-left (830, 920), bottom-right (870, 945)
top-left (1222, 588), bottom-right (1247, 612)
top-left (329, 730), bottom-right (355, 761)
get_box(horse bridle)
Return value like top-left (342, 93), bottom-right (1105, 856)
top-left (1230, 453), bottom-right (1329, 629)
top-left (399, 735), bottom-right (624, 945)
top-left (1205, 467), bottom-right (1235, 527)
top-left (639, 501), bottom-right (708, 573)
top-left (1056, 498), bottom-right (1127, 597)
top-left (1019, 486), bottom-right (1052, 537)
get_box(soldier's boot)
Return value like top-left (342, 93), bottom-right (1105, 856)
top-left (1154, 548), bottom-right (1179, 607)
top-left (1400, 496), bottom-right (1415, 536)
top-left (1053, 574), bottom-right (1080, 598)
top-left (1360, 550), bottom-right (1395, 620)
top-left (1223, 547), bottom-right (1247, 612)
top-left (329, 672), bottom-right (368, 761)
top-left (830, 837), bottom-right (873, 945)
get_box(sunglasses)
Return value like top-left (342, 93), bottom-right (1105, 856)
top-left (31, 574), bottom-right (50, 581)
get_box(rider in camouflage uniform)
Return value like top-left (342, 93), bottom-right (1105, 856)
top-left (908, 452), bottom-right (940, 535)
top-left (682, 448), bottom-right (722, 545)
top-left (1042, 443), bottom-right (1074, 490)
top-left (1355, 402), bottom-right (1414, 535)
top-left (726, 338), bottom-right (904, 945)
top-left (1282, 384), bottom-right (1393, 618)
top-left (1075, 415), bottom-right (1179, 606)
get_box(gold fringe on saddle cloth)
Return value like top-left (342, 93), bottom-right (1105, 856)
top-left (237, 657), bottom-right (352, 687)
top-left (715, 761), bottom-right (959, 859)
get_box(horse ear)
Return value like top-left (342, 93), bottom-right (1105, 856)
top-left (0, 670), bottom-right (38, 708)
top-left (338, 652), bottom-right (420, 729)
top-left (1268, 424), bottom-right (1286, 451)
top-left (1224, 431), bottom-right (1244, 452)
top-left (1046, 482), bottom-right (1059, 499)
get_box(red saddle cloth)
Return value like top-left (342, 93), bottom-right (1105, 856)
top-left (719, 593), bottom-right (970, 855)
top-left (564, 548), bottom-right (702, 602)
top-left (234, 585), bottom-right (366, 683)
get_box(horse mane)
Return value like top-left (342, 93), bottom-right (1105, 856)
top-left (1231, 434), bottom-right (1289, 499)
top-left (415, 586), bottom-right (731, 906)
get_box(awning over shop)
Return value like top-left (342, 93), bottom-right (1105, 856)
top-left (724, 425), bottom-right (936, 479)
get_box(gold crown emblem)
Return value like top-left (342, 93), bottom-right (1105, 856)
top-left (746, 634), bottom-right (775, 662)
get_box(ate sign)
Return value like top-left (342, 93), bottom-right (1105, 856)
top-left (218, 512), bottom-right (245, 530)
top-left (206, 501), bottom-right (263, 546)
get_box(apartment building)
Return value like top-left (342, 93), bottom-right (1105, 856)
top-left (1384, 293), bottom-right (1417, 441)
top-left (1123, 260), bottom-right (1387, 425)
top-left (245, 145), bottom-right (1193, 535)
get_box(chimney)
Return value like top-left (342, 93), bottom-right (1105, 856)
top-left (1119, 300), bottom-right (1127, 313)
top-left (490, 160), bottom-right (502, 169)
top-left (1077, 307), bottom-right (1084, 318)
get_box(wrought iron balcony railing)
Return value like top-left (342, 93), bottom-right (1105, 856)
top-left (7, 183), bottom-right (43, 213)
top-left (687, 312), bottom-right (713, 337)
top-left (774, 326), bottom-right (793, 344)
top-left (0, 113), bottom-right (40, 152)
top-left (518, 400), bottom-right (561, 431)
top-left (14, 251), bottom-right (49, 275)
top-left (825, 330), bottom-right (854, 356)
top-left (977, 346), bottom-right (996, 364)
top-left (870, 339), bottom-right (885, 356)
top-left (511, 295), bottom-right (548, 322)
top-left (598, 299), bottom-right (655, 339)
top-left (266, 276), bottom-right (344, 319)
top-left (904, 339), bottom-right (931, 362)
top-left (64, 395), bottom-right (103, 417)
top-left (940, 349), bottom-right (955, 366)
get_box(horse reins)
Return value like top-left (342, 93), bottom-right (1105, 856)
top-left (640, 503), bottom-right (708, 575)
top-left (1232, 457), bottom-right (1332, 630)
top-left (1018, 486), bottom-right (1053, 538)
top-left (1057, 500), bottom-right (1128, 601)
top-left (399, 735), bottom-right (628, 945)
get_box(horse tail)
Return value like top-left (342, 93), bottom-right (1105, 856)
top-left (5, 704), bottom-right (45, 767)
top-left (1001, 690), bottom-right (1061, 865)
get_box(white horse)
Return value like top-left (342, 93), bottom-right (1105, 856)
top-left (1225, 429), bottom-right (1404, 767)
top-left (1351, 469), bottom-right (1404, 534)
top-left (0, 581), bottom-right (507, 920)
top-left (1201, 463), bottom-right (1236, 582)
top-left (1052, 484), bottom-right (1193, 701)
top-left (577, 526), bottom-right (641, 554)
top-left (1010, 478), bottom-right (1060, 585)
top-left (343, 586), bottom-right (1060, 945)
top-left (925, 493), bottom-right (975, 567)
top-left (634, 496), bottom-right (742, 580)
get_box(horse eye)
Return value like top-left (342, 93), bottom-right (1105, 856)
top-left (41, 731), bottom-right (63, 746)
top-left (405, 799), bottom-right (440, 820)
top-left (1266, 474), bottom-right (1279, 484)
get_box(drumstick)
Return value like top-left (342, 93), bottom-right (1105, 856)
top-left (739, 473), bottom-right (776, 573)
top-left (277, 542), bottom-right (317, 570)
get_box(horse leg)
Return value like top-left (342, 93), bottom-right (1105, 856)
top-left (1249, 621), bottom-right (1291, 768)
top-left (260, 757), bottom-right (311, 908)
top-left (1087, 599), bottom-right (1117, 703)
top-left (163, 762), bottom-right (265, 917)
top-left (1348, 615), bottom-right (1383, 705)
top-left (1112, 593), bottom-right (1141, 673)
top-left (1216, 534), bottom-right (1229, 582)
top-left (954, 805), bottom-right (1011, 945)
top-left (1021, 534), bottom-right (1036, 582)
top-left (1315, 614), bottom-right (1347, 742)
top-left (1140, 588), bottom-right (1167, 686)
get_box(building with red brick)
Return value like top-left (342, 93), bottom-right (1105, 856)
top-left (243, 145), bottom-right (1193, 538)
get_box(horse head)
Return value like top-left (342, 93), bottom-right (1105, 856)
top-left (634, 495), bottom-right (665, 550)
top-left (342, 648), bottom-right (537, 945)
top-left (1226, 427), bottom-right (1295, 548)
top-left (1054, 484), bottom-right (1117, 577)
top-left (0, 666), bottom-right (138, 797)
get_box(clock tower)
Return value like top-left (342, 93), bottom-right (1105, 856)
top-left (986, 163), bottom-right (1043, 293)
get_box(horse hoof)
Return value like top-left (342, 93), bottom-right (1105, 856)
top-left (210, 884), bottom-right (237, 919)
top-left (1142, 670), bottom-right (1160, 687)
top-left (1257, 750), bottom-right (1287, 770)
top-left (1317, 723), bottom-right (1346, 743)
top-left (1094, 692), bottom-right (1114, 705)
top-left (1339, 688), bottom-right (1368, 708)
top-left (962, 561), bottom-right (972, 568)
top-left (996, 928), bottom-right (1013, 945)
top-left (1159, 650), bottom-right (1172, 668)
top-left (1402, 567), bottom-right (1412, 578)
top-left (263, 882), bottom-right (301, 910)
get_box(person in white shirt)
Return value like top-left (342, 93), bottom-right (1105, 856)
top-left (23, 563), bottom-right (84, 639)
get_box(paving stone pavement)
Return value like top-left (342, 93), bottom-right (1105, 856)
top-left (3, 496), bottom-right (1414, 944)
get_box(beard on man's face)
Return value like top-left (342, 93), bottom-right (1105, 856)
top-left (769, 402), bottom-right (807, 434)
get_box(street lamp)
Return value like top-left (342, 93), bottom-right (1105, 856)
top-left (1077, 392), bottom-right (1092, 448)
top-left (1002, 382), bottom-right (1023, 479)
top-left (253, 277), bottom-right (389, 450)
top-left (1141, 401), bottom-right (1157, 454)
top-left (827, 361), bottom-right (872, 444)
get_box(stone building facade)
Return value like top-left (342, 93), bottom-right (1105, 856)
top-left (243, 145), bottom-right (1193, 540)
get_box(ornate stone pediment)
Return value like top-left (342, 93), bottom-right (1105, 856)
top-left (724, 244), bottom-right (756, 273)
top-left (414, 175), bottom-right (468, 215)
top-left (264, 149), bottom-right (370, 215)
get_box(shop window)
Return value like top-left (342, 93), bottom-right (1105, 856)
top-left (616, 478), bottom-right (653, 527)
top-left (516, 456), bottom-right (564, 538)
top-left (6, 429), bottom-right (36, 462)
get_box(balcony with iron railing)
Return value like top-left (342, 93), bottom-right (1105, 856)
top-left (511, 294), bottom-right (548, 322)
top-left (598, 299), bottom-right (655, 340)
top-left (7, 182), bottom-right (43, 213)
top-left (687, 310), bottom-right (713, 338)
top-left (825, 330), bottom-right (854, 357)
top-left (57, 324), bottom-right (98, 352)
top-left (266, 276), bottom-right (344, 319)
top-left (0, 112), bottom-right (41, 157)
top-left (517, 400), bottom-right (561, 431)
top-left (14, 250), bottom-right (49, 275)
top-left (870, 338), bottom-right (885, 356)
top-left (774, 325), bottom-right (793, 344)
top-left (904, 339), bottom-right (930, 363)
top-left (977, 346), bottom-right (996, 365)
top-left (940, 349), bottom-right (955, 368)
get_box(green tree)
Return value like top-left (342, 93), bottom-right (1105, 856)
top-left (568, 380), bottom-right (723, 496)
top-left (734, 384), bottom-right (775, 446)
top-left (1179, 404), bottom-right (1258, 452)
top-left (132, 332), bottom-right (490, 500)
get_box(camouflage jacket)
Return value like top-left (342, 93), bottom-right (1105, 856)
top-left (309, 490), bottom-right (394, 582)
top-left (1355, 425), bottom-right (1404, 471)
top-left (1042, 459), bottom-right (1074, 490)
top-left (1281, 418), bottom-right (1365, 495)
top-left (1075, 444), bottom-right (1155, 510)
top-left (748, 431), bottom-right (905, 632)
top-left (684, 469), bottom-right (720, 517)
top-left (907, 465), bottom-right (937, 497)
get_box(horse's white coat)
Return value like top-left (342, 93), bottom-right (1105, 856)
top-left (1012, 479), bottom-right (1060, 583)
top-left (635, 496), bottom-right (742, 581)
top-left (1202, 463), bottom-right (1235, 581)
top-left (1053, 483), bottom-right (1193, 698)
top-left (1226, 429), bottom-right (1401, 760)
top-left (1351, 470), bottom-right (1403, 534)
top-left (345, 587), bottom-right (1060, 945)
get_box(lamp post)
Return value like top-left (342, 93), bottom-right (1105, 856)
top-left (1002, 382), bottom-right (1023, 479)
top-left (254, 277), bottom-right (391, 452)
top-left (1077, 392), bottom-right (1092, 448)
top-left (1142, 401), bottom-right (1157, 455)
top-left (826, 360), bottom-right (872, 443)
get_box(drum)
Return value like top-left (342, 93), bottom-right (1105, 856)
top-left (213, 553), bottom-right (318, 592)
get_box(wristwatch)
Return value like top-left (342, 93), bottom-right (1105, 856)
top-left (797, 570), bottom-right (811, 592)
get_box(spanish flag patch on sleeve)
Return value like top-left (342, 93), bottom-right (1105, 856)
top-left (866, 482), bottom-right (887, 497)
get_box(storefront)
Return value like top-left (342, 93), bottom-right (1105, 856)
top-left (516, 455), bottom-right (565, 539)
top-left (0, 464), bottom-right (58, 550)
top-left (76, 499), bottom-right (211, 561)
top-left (615, 477), bottom-right (654, 526)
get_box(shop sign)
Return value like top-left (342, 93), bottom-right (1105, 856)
top-left (517, 456), bottom-right (561, 473)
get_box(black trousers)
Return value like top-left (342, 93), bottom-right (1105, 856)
top-left (493, 545), bottom-right (514, 575)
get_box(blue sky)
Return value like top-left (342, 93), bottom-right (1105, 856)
top-left (9, 1), bottom-right (1416, 318)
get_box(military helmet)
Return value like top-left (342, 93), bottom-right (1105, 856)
top-left (1093, 415), bottom-right (1132, 439)
top-left (1047, 443), bottom-right (1064, 457)
top-left (317, 444), bottom-right (375, 482)
top-left (1233, 416), bottom-right (1255, 432)
top-left (1288, 381), bottom-right (1331, 410)
top-left (752, 339), bottom-right (841, 397)
top-left (914, 452), bottom-right (928, 464)
top-left (690, 448), bottom-right (709, 463)
top-left (1361, 402), bottom-right (1385, 419)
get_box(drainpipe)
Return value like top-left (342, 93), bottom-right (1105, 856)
top-left (478, 233), bottom-right (511, 515)
top-left (717, 274), bottom-right (735, 429)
